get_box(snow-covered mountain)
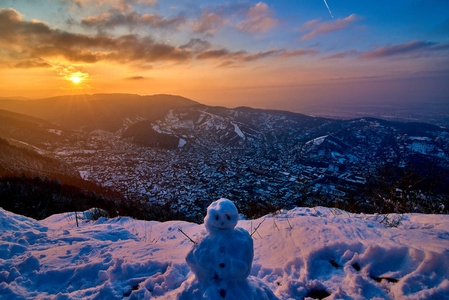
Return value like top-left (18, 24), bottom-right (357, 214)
top-left (118, 105), bottom-right (449, 216)
top-left (1, 207), bottom-right (448, 299)
top-left (124, 105), bottom-right (449, 162)
top-left (1, 96), bottom-right (449, 221)
top-left (123, 106), bottom-right (328, 150)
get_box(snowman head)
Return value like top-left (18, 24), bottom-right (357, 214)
top-left (204, 198), bottom-right (239, 233)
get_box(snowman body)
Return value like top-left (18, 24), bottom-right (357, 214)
top-left (186, 199), bottom-right (253, 299)
top-left (178, 198), bottom-right (277, 300)
top-left (186, 227), bottom-right (253, 299)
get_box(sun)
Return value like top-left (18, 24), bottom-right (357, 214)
top-left (70, 76), bottom-right (82, 84)
top-left (65, 71), bottom-right (88, 85)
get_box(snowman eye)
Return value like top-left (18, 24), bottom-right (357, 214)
top-left (226, 214), bottom-right (231, 221)
top-left (215, 215), bottom-right (219, 221)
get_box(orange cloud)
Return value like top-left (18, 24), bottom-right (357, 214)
top-left (180, 38), bottom-right (212, 52)
top-left (301, 14), bottom-right (360, 40)
top-left (0, 7), bottom-right (312, 73)
top-left (124, 76), bottom-right (146, 80)
top-left (192, 2), bottom-right (279, 36)
top-left (236, 2), bottom-right (279, 33)
top-left (279, 49), bottom-right (318, 58)
top-left (0, 8), bottom-right (191, 66)
top-left (191, 11), bottom-right (225, 35)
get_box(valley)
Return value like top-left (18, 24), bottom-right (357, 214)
top-left (1, 95), bottom-right (449, 221)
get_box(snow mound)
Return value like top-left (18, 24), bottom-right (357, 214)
top-left (0, 208), bottom-right (46, 232)
top-left (0, 207), bottom-right (448, 299)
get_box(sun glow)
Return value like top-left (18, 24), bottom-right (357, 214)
top-left (70, 76), bottom-right (82, 84)
top-left (64, 70), bottom-right (88, 86)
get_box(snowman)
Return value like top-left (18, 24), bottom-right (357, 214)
top-left (177, 198), bottom-right (278, 300)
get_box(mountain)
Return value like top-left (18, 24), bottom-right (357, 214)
top-left (123, 105), bottom-right (449, 168)
top-left (0, 109), bottom-right (72, 150)
top-left (123, 105), bottom-right (332, 150)
top-left (0, 94), bottom-right (200, 132)
top-left (1, 94), bottom-right (448, 220)
top-left (0, 110), bottom-right (123, 198)
top-left (0, 137), bottom-right (76, 179)
top-left (0, 109), bottom-right (79, 179)
top-left (99, 104), bottom-right (449, 217)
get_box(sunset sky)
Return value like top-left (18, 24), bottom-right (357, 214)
top-left (0, 0), bottom-right (448, 111)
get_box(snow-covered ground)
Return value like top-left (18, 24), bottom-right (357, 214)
top-left (1, 207), bottom-right (449, 299)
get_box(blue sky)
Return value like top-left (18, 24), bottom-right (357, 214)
top-left (0, 0), bottom-right (448, 110)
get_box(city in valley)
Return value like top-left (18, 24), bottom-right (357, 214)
top-left (2, 95), bottom-right (446, 221)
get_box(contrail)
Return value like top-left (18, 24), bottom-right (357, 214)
top-left (323, 0), bottom-right (335, 21)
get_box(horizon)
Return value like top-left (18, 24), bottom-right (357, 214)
top-left (0, 0), bottom-right (448, 114)
top-left (2, 91), bottom-right (448, 127)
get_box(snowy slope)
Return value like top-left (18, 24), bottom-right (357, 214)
top-left (1, 207), bottom-right (449, 299)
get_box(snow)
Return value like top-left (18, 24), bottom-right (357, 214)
top-left (178, 138), bottom-right (187, 148)
top-left (9, 139), bottom-right (45, 155)
top-left (232, 122), bottom-right (245, 139)
top-left (306, 135), bottom-right (328, 146)
top-left (1, 206), bottom-right (449, 299)
top-left (56, 150), bottom-right (96, 156)
top-left (152, 124), bottom-right (163, 133)
top-left (197, 110), bottom-right (227, 131)
top-left (407, 141), bottom-right (444, 157)
top-left (409, 136), bottom-right (432, 142)
top-left (47, 129), bottom-right (62, 135)
top-left (79, 170), bottom-right (90, 180)
top-left (163, 110), bottom-right (195, 130)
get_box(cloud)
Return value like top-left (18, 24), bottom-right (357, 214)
top-left (125, 76), bottom-right (146, 80)
top-left (196, 48), bottom-right (279, 64)
top-left (54, 64), bottom-right (89, 83)
top-left (322, 49), bottom-right (358, 60)
top-left (240, 49), bottom-right (280, 62)
top-left (0, 8), bottom-right (295, 70)
top-left (236, 2), bottom-right (279, 34)
top-left (191, 10), bottom-right (225, 35)
top-left (0, 50), bottom-right (52, 69)
top-left (359, 40), bottom-right (449, 59)
top-left (126, 0), bottom-right (157, 4)
top-left (320, 41), bottom-right (449, 61)
top-left (0, 8), bottom-right (191, 66)
top-left (180, 38), bottom-right (212, 52)
top-left (81, 11), bottom-right (186, 33)
top-left (196, 49), bottom-right (238, 60)
top-left (301, 14), bottom-right (359, 40)
top-left (192, 2), bottom-right (279, 35)
top-left (13, 58), bottom-right (52, 69)
top-left (216, 60), bottom-right (241, 68)
top-left (70, 0), bottom-right (157, 8)
top-left (279, 48), bottom-right (318, 58)
top-left (196, 47), bottom-right (316, 67)
top-left (300, 19), bottom-right (321, 31)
